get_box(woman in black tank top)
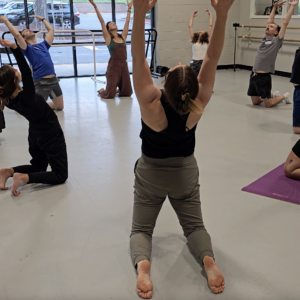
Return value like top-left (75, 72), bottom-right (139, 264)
top-left (130, 0), bottom-right (235, 298)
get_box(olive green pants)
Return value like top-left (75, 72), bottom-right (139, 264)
top-left (130, 154), bottom-right (214, 267)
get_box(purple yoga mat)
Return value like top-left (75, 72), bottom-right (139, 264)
top-left (242, 163), bottom-right (300, 205)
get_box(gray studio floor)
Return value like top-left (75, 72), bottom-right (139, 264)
top-left (0, 69), bottom-right (300, 300)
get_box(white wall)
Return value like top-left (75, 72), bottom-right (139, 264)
top-left (155, 0), bottom-right (241, 68)
top-left (236, 1), bottom-right (300, 73)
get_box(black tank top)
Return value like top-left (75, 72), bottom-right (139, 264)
top-left (140, 90), bottom-right (197, 159)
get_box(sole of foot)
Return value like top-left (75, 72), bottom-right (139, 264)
top-left (203, 256), bottom-right (225, 294)
top-left (0, 168), bottom-right (13, 190)
top-left (97, 88), bottom-right (104, 94)
top-left (11, 173), bottom-right (28, 197)
top-left (137, 260), bottom-right (153, 299)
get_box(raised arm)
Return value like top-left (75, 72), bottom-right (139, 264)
top-left (0, 16), bottom-right (27, 50)
top-left (189, 11), bottom-right (198, 40)
top-left (279, 1), bottom-right (299, 39)
top-left (196, 0), bottom-right (235, 108)
top-left (268, 1), bottom-right (286, 24)
top-left (122, 1), bottom-right (133, 41)
top-left (88, 0), bottom-right (111, 45)
top-left (206, 9), bottom-right (213, 39)
top-left (0, 39), bottom-right (35, 104)
top-left (32, 15), bottom-right (54, 46)
top-left (132, 0), bottom-right (160, 107)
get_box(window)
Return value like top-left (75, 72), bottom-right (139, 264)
top-left (0, 0), bottom-right (155, 77)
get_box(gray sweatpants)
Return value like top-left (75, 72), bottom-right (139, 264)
top-left (130, 153), bottom-right (214, 267)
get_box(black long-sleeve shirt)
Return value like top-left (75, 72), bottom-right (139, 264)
top-left (6, 47), bottom-right (60, 131)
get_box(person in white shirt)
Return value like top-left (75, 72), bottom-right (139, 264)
top-left (189, 9), bottom-right (213, 76)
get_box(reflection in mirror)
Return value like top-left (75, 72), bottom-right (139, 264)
top-left (254, 0), bottom-right (283, 16)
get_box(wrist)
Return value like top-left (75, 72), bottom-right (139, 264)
top-left (11, 45), bottom-right (17, 50)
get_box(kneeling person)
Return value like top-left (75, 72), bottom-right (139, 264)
top-left (2, 15), bottom-right (64, 110)
top-left (284, 140), bottom-right (300, 180)
top-left (247, 1), bottom-right (299, 108)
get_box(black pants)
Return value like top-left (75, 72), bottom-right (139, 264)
top-left (13, 127), bottom-right (68, 185)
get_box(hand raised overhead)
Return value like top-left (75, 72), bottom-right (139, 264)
top-left (210, 0), bottom-right (235, 14)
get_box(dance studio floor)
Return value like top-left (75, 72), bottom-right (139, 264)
top-left (0, 69), bottom-right (299, 300)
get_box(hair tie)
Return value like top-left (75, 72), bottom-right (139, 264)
top-left (181, 93), bottom-right (190, 109)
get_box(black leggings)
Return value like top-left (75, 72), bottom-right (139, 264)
top-left (13, 127), bottom-right (68, 185)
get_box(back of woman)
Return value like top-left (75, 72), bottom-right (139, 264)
top-left (130, 0), bottom-right (234, 299)
top-left (140, 90), bottom-right (197, 159)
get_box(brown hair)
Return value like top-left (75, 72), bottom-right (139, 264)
top-left (0, 65), bottom-right (17, 111)
top-left (191, 32), bottom-right (209, 44)
top-left (164, 66), bottom-right (203, 115)
top-left (106, 22), bottom-right (123, 39)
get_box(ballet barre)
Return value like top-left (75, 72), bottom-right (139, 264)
top-left (238, 25), bottom-right (300, 30)
top-left (238, 36), bottom-right (300, 43)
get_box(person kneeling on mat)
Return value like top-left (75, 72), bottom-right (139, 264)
top-left (284, 140), bottom-right (300, 180)
top-left (0, 15), bottom-right (64, 110)
top-left (247, 1), bottom-right (299, 108)
top-left (290, 47), bottom-right (300, 134)
top-left (0, 38), bottom-right (68, 196)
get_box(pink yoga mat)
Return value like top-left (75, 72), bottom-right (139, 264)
top-left (242, 164), bottom-right (300, 205)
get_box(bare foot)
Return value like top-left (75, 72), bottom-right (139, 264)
top-left (11, 173), bottom-right (29, 197)
top-left (97, 88), bottom-right (104, 94)
top-left (137, 260), bottom-right (153, 299)
top-left (203, 256), bottom-right (225, 294)
top-left (0, 168), bottom-right (14, 190)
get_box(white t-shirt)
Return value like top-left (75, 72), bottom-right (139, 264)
top-left (192, 43), bottom-right (208, 60)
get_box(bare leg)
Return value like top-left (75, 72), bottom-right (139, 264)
top-left (11, 173), bottom-right (29, 197)
top-left (293, 127), bottom-right (300, 134)
top-left (251, 96), bottom-right (263, 105)
top-left (136, 260), bottom-right (153, 299)
top-left (203, 256), bottom-right (225, 294)
top-left (0, 168), bottom-right (14, 190)
top-left (284, 151), bottom-right (300, 180)
top-left (262, 96), bottom-right (285, 108)
top-left (50, 95), bottom-right (64, 110)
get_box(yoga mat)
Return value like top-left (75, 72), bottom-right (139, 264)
top-left (242, 163), bottom-right (300, 205)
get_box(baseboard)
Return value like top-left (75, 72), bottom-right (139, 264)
top-left (218, 64), bottom-right (291, 78)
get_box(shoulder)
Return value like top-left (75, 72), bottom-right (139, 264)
top-left (41, 40), bottom-right (51, 49)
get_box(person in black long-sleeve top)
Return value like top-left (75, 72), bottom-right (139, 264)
top-left (0, 38), bottom-right (68, 196)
